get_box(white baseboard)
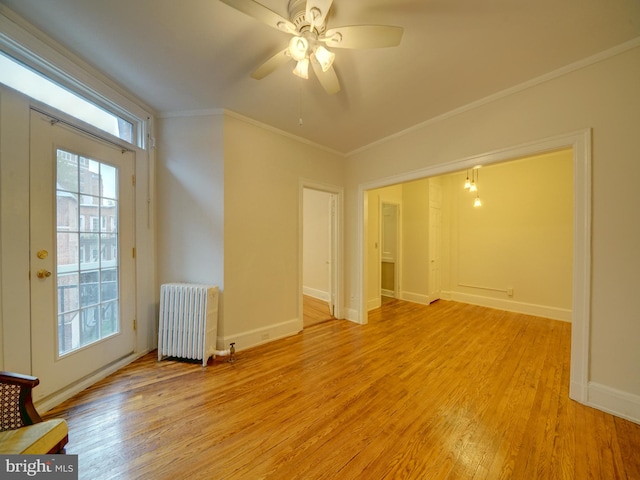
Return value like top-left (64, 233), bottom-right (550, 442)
top-left (367, 297), bottom-right (381, 311)
top-left (448, 291), bottom-right (572, 322)
top-left (400, 291), bottom-right (430, 305)
top-left (587, 382), bottom-right (640, 425)
top-left (221, 317), bottom-right (301, 352)
top-left (36, 350), bottom-right (150, 414)
top-left (344, 308), bottom-right (361, 324)
top-left (303, 286), bottom-right (329, 302)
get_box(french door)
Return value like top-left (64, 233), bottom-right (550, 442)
top-left (29, 110), bottom-right (136, 401)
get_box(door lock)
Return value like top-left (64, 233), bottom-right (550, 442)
top-left (37, 250), bottom-right (49, 259)
top-left (36, 269), bottom-right (52, 279)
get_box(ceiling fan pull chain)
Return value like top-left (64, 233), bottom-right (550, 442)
top-left (298, 79), bottom-right (304, 127)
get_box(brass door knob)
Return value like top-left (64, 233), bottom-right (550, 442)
top-left (36, 269), bottom-right (52, 279)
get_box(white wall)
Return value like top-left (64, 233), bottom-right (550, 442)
top-left (223, 115), bottom-right (344, 347)
top-left (303, 188), bottom-right (331, 301)
top-left (345, 44), bottom-right (640, 421)
top-left (156, 113), bottom-right (345, 350)
top-left (156, 113), bottom-right (225, 343)
top-left (401, 178), bottom-right (430, 304)
top-left (0, 88), bottom-right (31, 372)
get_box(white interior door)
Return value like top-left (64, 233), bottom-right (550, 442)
top-left (29, 110), bottom-right (136, 401)
top-left (428, 179), bottom-right (442, 302)
top-left (428, 206), bottom-right (442, 302)
top-left (327, 193), bottom-right (336, 317)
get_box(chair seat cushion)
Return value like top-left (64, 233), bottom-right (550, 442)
top-left (0, 419), bottom-right (68, 454)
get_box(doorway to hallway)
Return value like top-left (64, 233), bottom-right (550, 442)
top-left (302, 186), bottom-right (340, 328)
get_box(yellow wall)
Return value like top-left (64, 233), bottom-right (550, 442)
top-left (447, 150), bottom-right (573, 317)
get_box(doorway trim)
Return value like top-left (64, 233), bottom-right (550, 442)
top-left (299, 179), bottom-right (343, 325)
top-left (356, 129), bottom-right (591, 404)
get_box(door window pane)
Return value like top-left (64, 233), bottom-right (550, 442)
top-left (56, 148), bottom-right (120, 356)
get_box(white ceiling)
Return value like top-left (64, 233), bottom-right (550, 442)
top-left (1, 0), bottom-right (639, 154)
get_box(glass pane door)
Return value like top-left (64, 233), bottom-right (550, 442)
top-left (56, 149), bottom-right (121, 356)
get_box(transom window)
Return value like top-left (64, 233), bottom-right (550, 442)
top-left (0, 51), bottom-right (135, 144)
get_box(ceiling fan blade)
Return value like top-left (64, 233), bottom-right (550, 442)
top-left (251, 48), bottom-right (291, 79)
top-left (306, 0), bottom-right (333, 28)
top-left (219, 0), bottom-right (296, 34)
top-left (311, 58), bottom-right (340, 95)
top-left (321, 25), bottom-right (404, 49)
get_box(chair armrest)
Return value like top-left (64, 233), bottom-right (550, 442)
top-left (0, 371), bottom-right (43, 427)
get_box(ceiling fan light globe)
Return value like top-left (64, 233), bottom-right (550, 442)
top-left (293, 58), bottom-right (310, 79)
top-left (314, 46), bottom-right (335, 72)
top-left (289, 36), bottom-right (309, 61)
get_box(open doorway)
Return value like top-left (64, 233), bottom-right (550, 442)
top-left (302, 187), bottom-right (339, 328)
top-left (380, 202), bottom-right (399, 303)
top-left (358, 130), bottom-right (591, 403)
top-left (364, 150), bottom-right (573, 317)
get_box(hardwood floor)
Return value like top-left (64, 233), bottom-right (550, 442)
top-left (44, 300), bottom-right (640, 479)
top-left (303, 294), bottom-right (333, 328)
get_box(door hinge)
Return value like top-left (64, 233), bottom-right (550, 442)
top-left (132, 175), bottom-right (136, 186)
top-left (133, 319), bottom-right (137, 331)
top-left (132, 247), bottom-right (136, 258)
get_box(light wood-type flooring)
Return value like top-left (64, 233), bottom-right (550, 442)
top-left (303, 294), bottom-right (333, 328)
top-left (44, 299), bottom-right (640, 479)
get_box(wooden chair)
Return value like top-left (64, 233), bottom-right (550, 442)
top-left (0, 371), bottom-right (68, 454)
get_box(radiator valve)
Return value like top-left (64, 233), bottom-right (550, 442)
top-left (228, 342), bottom-right (236, 363)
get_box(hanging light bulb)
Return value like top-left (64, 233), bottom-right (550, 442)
top-left (464, 171), bottom-right (471, 189)
top-left (288, 36), bottom-right (309, 62)
top-left (314, 45), bottom-right (335, 72)
top-left (474, 194), bottom-right (482, 207)
top-left (293, 58), bottom-right (309, 79)
top-left (469, 168), bottom-right (478, 192)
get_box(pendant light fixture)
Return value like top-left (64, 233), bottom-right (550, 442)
top-left (464, 167), bottom-right (483, 207)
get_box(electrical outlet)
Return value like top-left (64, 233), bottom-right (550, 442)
top-left (507, 287), bottom-right (514, 297)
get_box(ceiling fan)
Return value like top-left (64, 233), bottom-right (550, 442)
top-left (219, 0), bottom-right (404, 94)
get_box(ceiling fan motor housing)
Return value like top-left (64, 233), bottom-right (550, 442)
top-left (288, 0), bottom-right (326, 33)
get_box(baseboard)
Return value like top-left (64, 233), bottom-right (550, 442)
top-left (587, 382), bottom-right (640, 425)
top-left (400, 291), bottom-right (430, 305)
top-left (36, 350), bottom-right (150, 414)
top-left (303, 286), bottom-right (329, 302)
top-left (448, 291), bottom-right (572, 322)
top-left (221, 317), bottom-right (302, 352)
top-left (367, 297), bottom-right (381, 311)
top-left (381, 289), bottom-right (395, 298)
top-left (344, 308), bottom-right (361, 324)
